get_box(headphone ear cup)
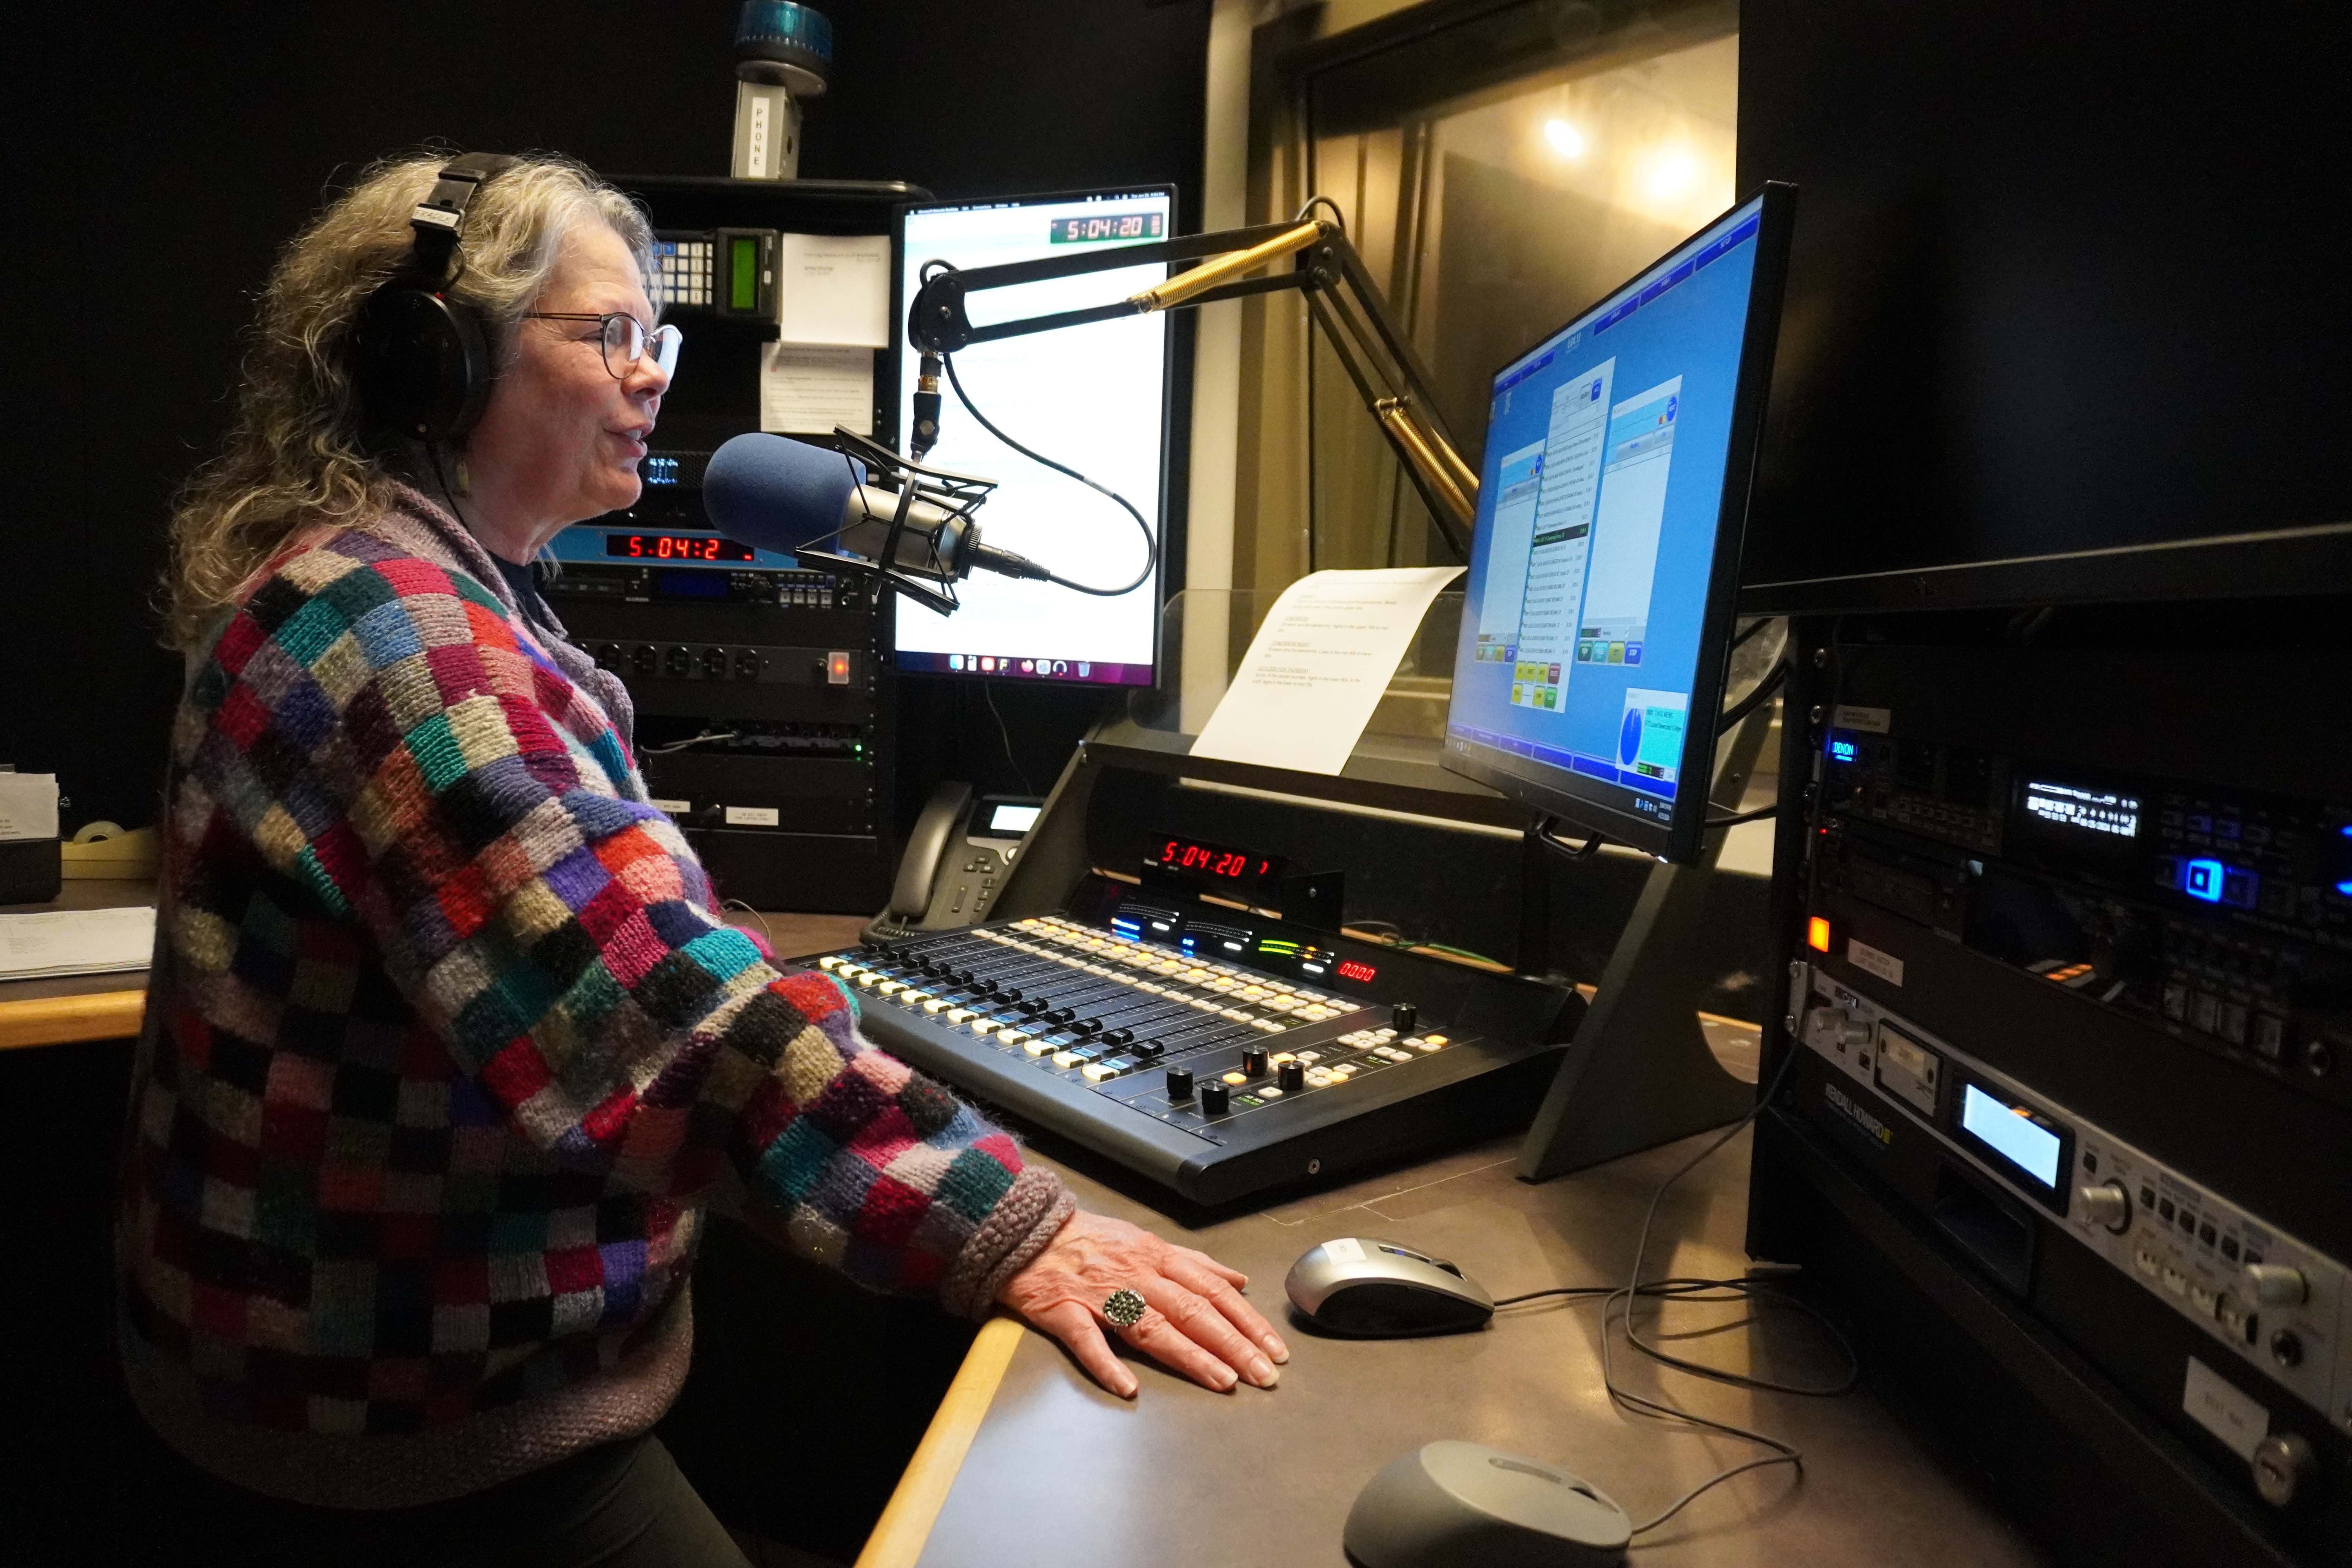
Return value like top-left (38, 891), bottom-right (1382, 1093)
top-left (352, 287), bottom-right (495, 443)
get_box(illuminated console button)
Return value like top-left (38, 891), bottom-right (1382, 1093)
top-left (1269, 1052), bottom-right (1296, 1065)
top-left (1256, 1085), bottom-right (1284, 1099)
top-left (1415, 1039), bottom-right (1444, 1053)
top-left (996, 1031), bottom-right (1029, 1047)
top-left (944, 1008), bottom-right (974, 1023)
top-left (1082, 1061), bottom-right (1127, 1082)
top-left (817, 956), bottom-right (842, 969)
top-left (1294, 1052), bottom-right (1321, 1064)
top-left (922, 999), bottom-right (951, 1013)
top-left (1053, 1050), bottom-right (1086, 1068)
top-left (1421, 1034), bottom-right (1448, 1046)
top-left (1023, 1039), bottom-right (1058, 1057)
top-left (1223, 1071), bottom-right (1248, 1086)
top-left (878, 981), bottom-right (905, 995)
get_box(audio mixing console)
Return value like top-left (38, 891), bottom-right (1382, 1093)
top-left (810, 894), bottom-right (1572, 1205)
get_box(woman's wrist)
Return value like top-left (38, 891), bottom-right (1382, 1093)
top-left (941, 1165), bottom-right (1076, 1320)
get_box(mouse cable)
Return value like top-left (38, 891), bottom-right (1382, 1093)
top-left (1607, 619), bottom-right (1857, 1537)
top-left (1606, 1041), bottom-right (1860, 1540)
top-left (938, 352), bottom-right (1158, 598)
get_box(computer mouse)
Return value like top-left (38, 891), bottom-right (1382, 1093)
top-left (1344, 1441), bottom-right (1631, 1568)
top-left (1285, 1237), bottom-right (1495, 1336)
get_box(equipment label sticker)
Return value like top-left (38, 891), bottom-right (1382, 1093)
top-left (1833, 704), bottom-right (1891, 733)
top-left (648, 798), bottom-right (691, 815)
top-left (2182, 1356), bottom-right (2268, 1460)
top-left (1321, 1238), bottom-right (1365, 1263)
top-left (1847, 937), bottom-right (1905, 987)
top-left (724, 806), bottom-right (782, 827)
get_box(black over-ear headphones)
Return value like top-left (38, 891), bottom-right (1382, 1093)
top-left (351, 152), bottom-right (520, 444)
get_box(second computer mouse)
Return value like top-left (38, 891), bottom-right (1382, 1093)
top-left (1344, 1441), bottom-right (1631, 1568)
top-left (1285, 1237), bottom-right (1495, 1336)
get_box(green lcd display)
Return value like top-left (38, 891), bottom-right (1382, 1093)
top-left (729, 236), bottom-right (759, 313)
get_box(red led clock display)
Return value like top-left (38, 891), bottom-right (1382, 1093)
top-left (604, 533), bottom-right (755, 562)
top-left (1334, 959), bottom-right (1378, 984)
top-left (1157, 839), bottom-right (1269, 881)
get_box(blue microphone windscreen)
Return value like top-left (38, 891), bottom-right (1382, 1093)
top-left (703, 433), bottom-right (865, 554)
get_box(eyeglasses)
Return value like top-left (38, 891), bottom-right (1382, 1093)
top-left (521, 312), bottom-right (682, 381)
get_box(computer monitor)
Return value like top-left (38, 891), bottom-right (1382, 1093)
top-left (891, 187), bottom-right (1174, 687)
top-left (1441, 186), bottom-right (1794, 864)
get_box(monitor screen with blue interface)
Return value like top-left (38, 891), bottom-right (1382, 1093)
top-left (1443, 188), bottom-right (1791, 860)
top-left (892, 188), bottom-right (1172, 687)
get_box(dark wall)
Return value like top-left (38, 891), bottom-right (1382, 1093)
top-left (18, 1), bottom-right (1207, 835)
top-left (1738, 1), bottom-right (2352, 588)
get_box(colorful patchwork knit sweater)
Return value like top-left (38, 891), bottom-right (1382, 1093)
top-left (118, 491), bottom-right (1072, 1508)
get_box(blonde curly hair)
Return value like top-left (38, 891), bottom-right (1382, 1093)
top-left (161, 151), bottom-right (653, 649)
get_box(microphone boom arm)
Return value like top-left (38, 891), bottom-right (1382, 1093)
top-left (906, 216), bottom-right (1475, 557)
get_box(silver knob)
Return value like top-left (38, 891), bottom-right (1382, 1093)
top-left (1811, 1007), bottom-right (1873, 1048)
top-left (2076, 1181), bottom-right (2131, 1234)
top-left (2252, 1432), bottom-right (2316, 1508)
top-left (2241, 1263), bottom-right (2308, 1308)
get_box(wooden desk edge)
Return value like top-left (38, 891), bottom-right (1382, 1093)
top-left (856, 1316), bottom-right (1027, 1568)
top-left (0, 989), bottom-right (146, 1051)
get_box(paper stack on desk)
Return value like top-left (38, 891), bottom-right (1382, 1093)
top-left (0, 905), bottom-right (156, 980)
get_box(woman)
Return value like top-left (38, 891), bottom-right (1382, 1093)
top-left (124, 151), bottom-right (1286, 1564)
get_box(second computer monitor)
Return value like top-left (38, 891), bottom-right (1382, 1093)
top-left (1442, 186), bottom-right (1794, 864)
top-left (892, 187), bottom-right (1173, 686)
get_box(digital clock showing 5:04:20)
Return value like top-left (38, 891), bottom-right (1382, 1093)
top-left (1149, 833), bottom-right (1285, 889)
top-left (1049, 210), bottom-right (1167, 244)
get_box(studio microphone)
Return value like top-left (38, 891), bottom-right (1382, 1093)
top-left (701, 432), bottom-right (1049, 584)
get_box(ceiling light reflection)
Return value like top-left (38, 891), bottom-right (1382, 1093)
top-left (1647, 149), bottom-right (1699, 200)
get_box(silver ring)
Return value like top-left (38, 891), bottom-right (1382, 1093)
top-left (1102, 1287), bottom-right (1147, 1328)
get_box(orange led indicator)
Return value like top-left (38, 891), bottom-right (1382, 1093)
top-left (1806, 916), bottom-right (1833, 953)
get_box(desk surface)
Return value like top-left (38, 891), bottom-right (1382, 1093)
top-left (886, 1103), bottom-right (2049, 1568)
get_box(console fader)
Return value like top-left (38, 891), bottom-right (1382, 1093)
top-left (812, 884), bottom-right (1572, 1205)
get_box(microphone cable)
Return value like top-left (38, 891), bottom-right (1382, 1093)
top-left (938, 352), bottom-right (1158, 597)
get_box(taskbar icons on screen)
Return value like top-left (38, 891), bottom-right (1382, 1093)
top-left (898, 651), bottom-right (1152, 686)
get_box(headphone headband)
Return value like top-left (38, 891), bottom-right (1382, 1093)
top-left (400, 152), bottom-right (519, 290)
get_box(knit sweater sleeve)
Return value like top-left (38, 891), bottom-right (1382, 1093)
top-left (178, 539), bottom-right (1069, 1312)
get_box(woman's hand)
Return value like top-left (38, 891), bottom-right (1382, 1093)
top-left (998, 1210), bottom-right (1290, 1398)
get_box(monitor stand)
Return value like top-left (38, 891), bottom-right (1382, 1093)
top-left (1516, 699), bottom-right (1775, 1181)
